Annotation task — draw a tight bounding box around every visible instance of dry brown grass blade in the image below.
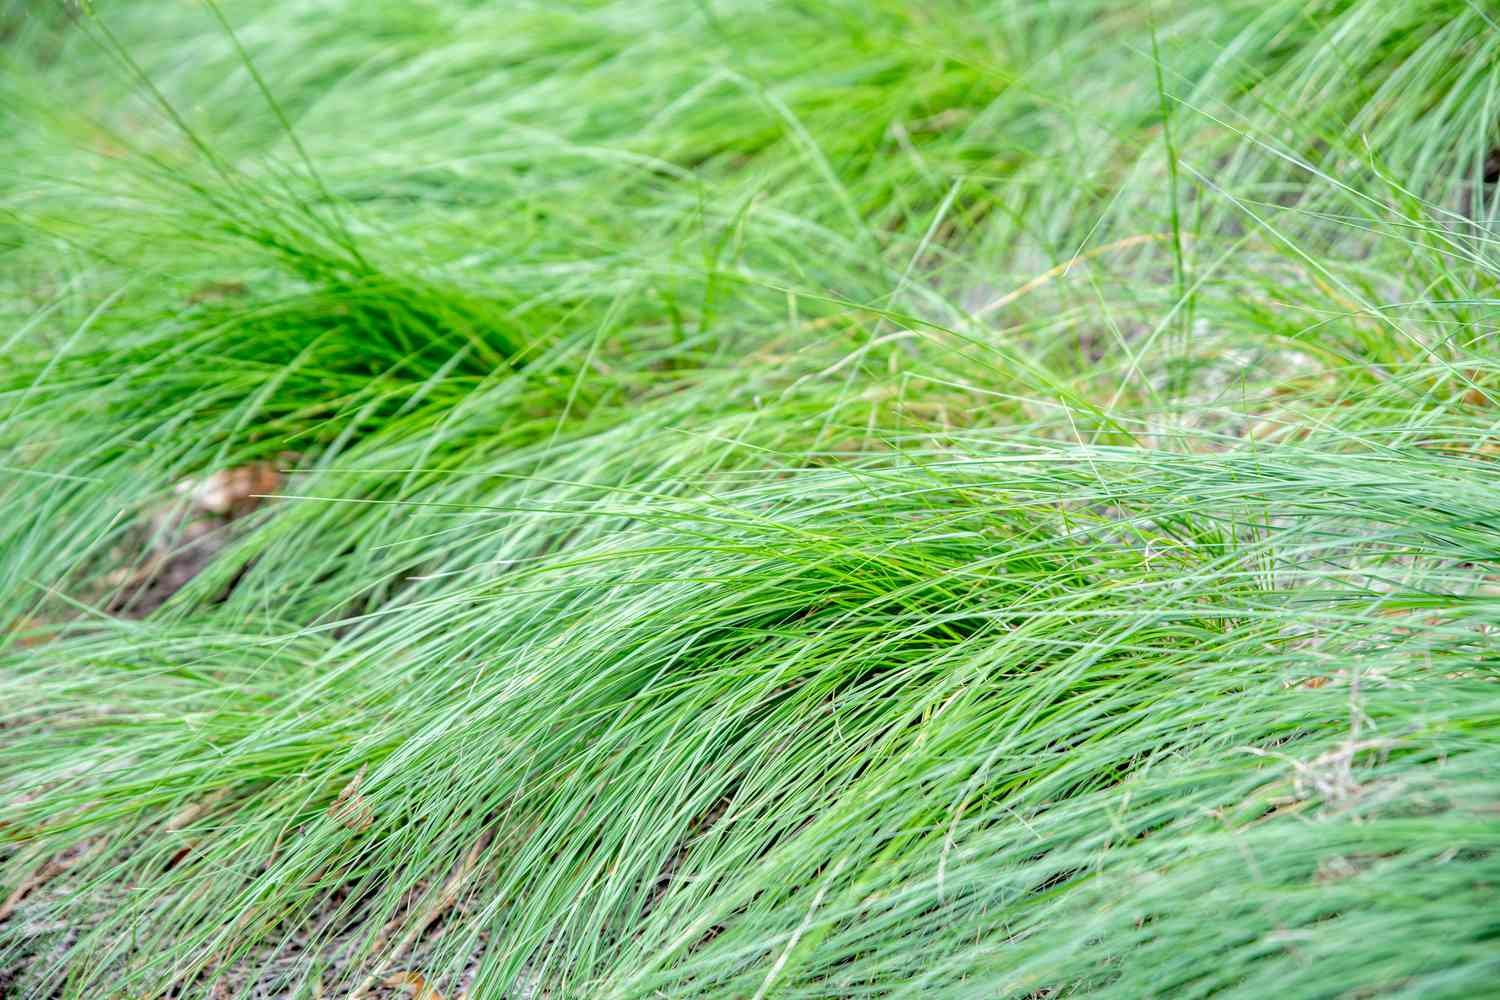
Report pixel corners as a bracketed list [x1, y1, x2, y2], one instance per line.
[161, 787, 235, 870]
[972, 232, 1169, 318]
[347, 830, 492, 1000]
[0, 838, 102, 923]
[166, 787, 233, 832]
[187, 280, 249, 305]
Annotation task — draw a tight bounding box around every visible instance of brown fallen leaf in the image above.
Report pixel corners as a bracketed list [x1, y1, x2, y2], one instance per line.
[8, 616, 54, 649]
[178, 461, 284, 518]
[109, 457, 296, 618]
[1459, 368, 1490, 408]
[382, 972, 445, 1000]
[328, 765, 374, 833]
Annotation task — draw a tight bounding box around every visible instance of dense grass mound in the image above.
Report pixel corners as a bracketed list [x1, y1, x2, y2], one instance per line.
[2, 1, 1498, 997]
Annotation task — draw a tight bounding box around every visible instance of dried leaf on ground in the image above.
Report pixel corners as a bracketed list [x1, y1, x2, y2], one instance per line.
[7, 616, 54, 649]
[382, 971, 445, 1000]
[178, 461, 284, 518]
[349, 832, 492, 1000]
[108, 458, 296, 617]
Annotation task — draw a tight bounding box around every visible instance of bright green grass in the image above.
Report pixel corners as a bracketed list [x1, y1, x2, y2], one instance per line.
[2, 1, 1498, 997]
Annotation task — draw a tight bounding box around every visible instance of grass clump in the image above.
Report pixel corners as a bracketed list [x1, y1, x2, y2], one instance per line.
[2, 1, 1499, 997]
